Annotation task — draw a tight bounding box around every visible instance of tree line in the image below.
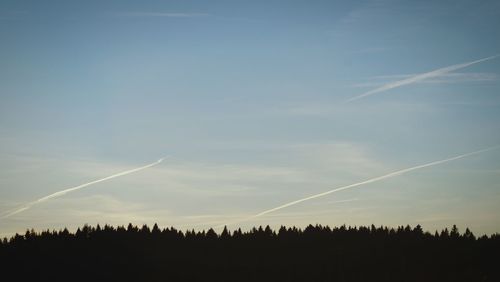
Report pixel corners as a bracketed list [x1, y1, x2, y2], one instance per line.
[1, 223, 499, 281]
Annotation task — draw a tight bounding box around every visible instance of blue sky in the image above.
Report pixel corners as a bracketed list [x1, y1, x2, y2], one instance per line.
[1, 0, 500, 236]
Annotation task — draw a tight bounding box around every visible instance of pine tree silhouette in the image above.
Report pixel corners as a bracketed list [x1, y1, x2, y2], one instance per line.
[0, 223, 499, 282]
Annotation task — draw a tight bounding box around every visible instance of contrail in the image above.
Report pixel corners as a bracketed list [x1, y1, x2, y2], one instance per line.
[346, 55, 499, 102]
[216, 146, 498, 228]
[1, 157, 166, 219]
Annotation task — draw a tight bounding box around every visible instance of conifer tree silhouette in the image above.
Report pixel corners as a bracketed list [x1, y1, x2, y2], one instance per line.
[1, 223, 499, 282]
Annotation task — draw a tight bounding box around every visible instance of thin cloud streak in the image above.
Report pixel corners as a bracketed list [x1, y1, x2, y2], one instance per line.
[312, 198, 359, 205]
[1, 157, 166, 219]
[116, 12, 209, 18]
[217, 146, 499, 228]
[352, 72, 500, 88]
[346, 55, 499, 102]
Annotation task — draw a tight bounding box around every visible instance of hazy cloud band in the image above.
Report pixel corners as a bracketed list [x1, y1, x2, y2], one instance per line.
[217, 146, 498, 228]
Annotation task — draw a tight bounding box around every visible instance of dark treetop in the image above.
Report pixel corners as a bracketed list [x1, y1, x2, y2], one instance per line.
[1, 224, 499, 282]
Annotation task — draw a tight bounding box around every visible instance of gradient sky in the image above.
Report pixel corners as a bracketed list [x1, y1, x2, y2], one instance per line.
[1, 0, 500, 237]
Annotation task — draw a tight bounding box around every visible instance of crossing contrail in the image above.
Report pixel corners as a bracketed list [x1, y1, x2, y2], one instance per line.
[346, 55, 499, 102]
[216, 146, 498, 228]
[1, 157, 166, 219]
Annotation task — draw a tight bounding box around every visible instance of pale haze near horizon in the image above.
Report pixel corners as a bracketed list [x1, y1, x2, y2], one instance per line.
[1, 0, 500, 237]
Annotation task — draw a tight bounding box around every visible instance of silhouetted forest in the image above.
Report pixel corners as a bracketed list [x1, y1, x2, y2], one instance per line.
[1, 224, 499, 281]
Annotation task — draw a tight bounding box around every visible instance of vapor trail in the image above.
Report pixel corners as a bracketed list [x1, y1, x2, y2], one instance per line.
[346, 55, 499, 102]
[216, 146, 498, 228]
[1, 157, 166, 219]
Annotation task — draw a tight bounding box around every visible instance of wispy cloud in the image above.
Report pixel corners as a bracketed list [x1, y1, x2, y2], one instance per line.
[310, 198, 359, 206]
[217, 146, 499, 228]
[346, 55, 499, 102]
[350, 47, 389, 54]
[115, 12, 209, 18]
[0, 158, 165, 219]
[1, 143, 378, 226]
[0, 195, 175, 238]
[353, 72, 500, 88]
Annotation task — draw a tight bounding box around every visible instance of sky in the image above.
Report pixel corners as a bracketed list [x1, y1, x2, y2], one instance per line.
[1, 0, 500, 237]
